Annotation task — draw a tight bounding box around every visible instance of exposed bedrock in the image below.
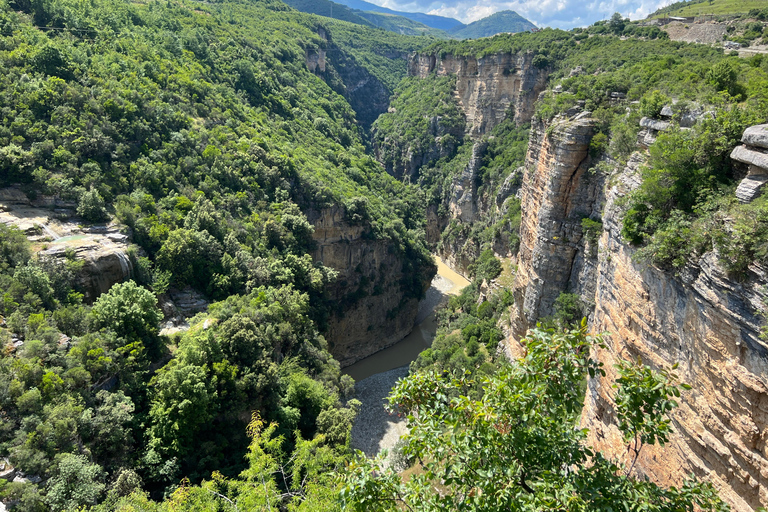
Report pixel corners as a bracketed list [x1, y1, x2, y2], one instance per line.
[583, 155, 768, 511]
[307, 207, 433, 367]
[408, 51, 550, 135]
[510, 112, 601, 337]
[509, 115, 768, 509]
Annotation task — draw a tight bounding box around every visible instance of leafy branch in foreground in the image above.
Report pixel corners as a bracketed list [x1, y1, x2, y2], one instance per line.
[341, 323, 727, 512]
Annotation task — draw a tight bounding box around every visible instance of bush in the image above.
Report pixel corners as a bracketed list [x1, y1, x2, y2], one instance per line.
[639, 90, 669, 119]
[77, 189, 108, 223]
[89, 281, 162, 344]
[472, 249, 502, 281]
[554, 292, 584, 326]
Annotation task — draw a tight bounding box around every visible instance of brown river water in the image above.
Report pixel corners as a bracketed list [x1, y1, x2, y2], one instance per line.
[346, 256, 470, 456]
[343, 257, 470, 382]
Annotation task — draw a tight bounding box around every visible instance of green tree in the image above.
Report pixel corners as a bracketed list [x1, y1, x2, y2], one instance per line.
[0, 224, 30, 271]
[341, 325, 727, 512]
[639, 90, 670, 119]
[156, 228, 223, 290]
[89, 281, 162, 343]
[708, 60, 739, 96]
[77, 188, 109, 223]
[45, 454, 106, 512]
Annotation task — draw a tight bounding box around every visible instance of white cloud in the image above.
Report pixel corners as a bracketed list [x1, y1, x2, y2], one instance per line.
[372, 0, 675, 27]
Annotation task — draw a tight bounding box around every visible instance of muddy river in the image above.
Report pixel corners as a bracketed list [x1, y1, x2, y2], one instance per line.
[344, 257, 470, 381]
[346, 256, 470, 456]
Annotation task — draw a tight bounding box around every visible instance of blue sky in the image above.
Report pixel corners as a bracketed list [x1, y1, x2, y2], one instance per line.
[374, 0, 676, 28]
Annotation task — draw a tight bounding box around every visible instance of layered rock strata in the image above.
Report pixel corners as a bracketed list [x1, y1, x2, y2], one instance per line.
[0, 188, 132, 303]
[583, 156, 768, 511]
[408, 51, 549, 135]
[510, 112, 600, 336]
[509, 114, 768, 510]
[731, 124, 768, 203]
[308, 207, 433, 367]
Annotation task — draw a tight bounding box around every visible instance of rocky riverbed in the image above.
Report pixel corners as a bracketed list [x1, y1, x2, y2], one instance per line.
[348, 257, 469, 458]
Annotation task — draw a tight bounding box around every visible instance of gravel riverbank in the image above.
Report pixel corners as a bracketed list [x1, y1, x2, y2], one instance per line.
[349, 365, 409, 457]
[347, 258, 469, 458]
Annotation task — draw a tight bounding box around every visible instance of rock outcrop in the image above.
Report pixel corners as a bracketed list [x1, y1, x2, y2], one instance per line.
[408, 51, 549, 135]
[0, 189, 132, 303]
[508, 114, 768, 510]
[732, 125, 768, 203]
[40, 233, 132, 303]
[307, 207, 434, 367]
[582, 154, 768, 511]
[510, 112, 600, 336]
[448, 141, 487, 224]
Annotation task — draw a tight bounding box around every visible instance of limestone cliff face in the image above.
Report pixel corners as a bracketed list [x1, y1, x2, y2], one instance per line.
[582, 155, 768, 511]
[307, 207, 433, 367]
[408, 51, 549, 135]
[510, 113, 600, 336]
[308, 28, 399, 130]
[509, 114, 768, 509]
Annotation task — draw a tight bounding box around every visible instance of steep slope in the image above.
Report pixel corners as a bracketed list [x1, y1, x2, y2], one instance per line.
[282, 0, 375, 26]
[449, 11, 536, 39]
[506, 56, 768, 511]
[510, 112, 768, 510]
[330, 0, 464, 31]
[0, 0, 435, 500]
[375, 23, 768, 508]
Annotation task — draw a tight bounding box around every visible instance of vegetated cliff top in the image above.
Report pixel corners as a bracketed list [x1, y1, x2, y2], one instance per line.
[649, 0, 767, 17]
[448, 10, 537, 39]
[328, 0, 463, 31]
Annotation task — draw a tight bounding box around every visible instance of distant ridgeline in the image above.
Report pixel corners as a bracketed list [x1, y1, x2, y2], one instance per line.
[1, 0, 768, 508]
[282, 0, 537, 39]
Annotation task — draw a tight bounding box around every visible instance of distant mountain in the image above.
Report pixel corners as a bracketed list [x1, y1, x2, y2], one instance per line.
[282, 0, 376, 26]
[356, 11, 452, 37]
[331, 0, 464, 31]
[449, 10, 536, 38]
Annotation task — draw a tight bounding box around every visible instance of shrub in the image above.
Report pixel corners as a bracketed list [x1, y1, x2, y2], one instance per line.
[639, 90, 670, 118]
[77, 189, 108, 223]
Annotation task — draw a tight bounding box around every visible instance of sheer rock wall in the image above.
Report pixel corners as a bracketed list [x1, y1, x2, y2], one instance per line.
[308, 207, 433, 367]
[510, 115, 768, 510]
[408, 51, 549, 135]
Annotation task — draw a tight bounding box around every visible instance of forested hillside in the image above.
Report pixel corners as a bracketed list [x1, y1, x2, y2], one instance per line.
[1, 0, 767, 509]
[0, 0, 433, 508]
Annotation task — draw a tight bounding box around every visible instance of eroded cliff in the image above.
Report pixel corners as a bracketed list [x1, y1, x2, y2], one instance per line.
[511, 112, 601, 336]
[509, 111, 768, 510]
[308, 206, 434, 367]
[408, 51, 549, 136]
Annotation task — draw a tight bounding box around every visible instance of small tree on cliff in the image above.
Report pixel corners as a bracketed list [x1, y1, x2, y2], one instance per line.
[341, 323, 727, 512]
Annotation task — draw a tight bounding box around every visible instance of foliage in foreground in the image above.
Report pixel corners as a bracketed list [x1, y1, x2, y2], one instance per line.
[95, 413, 347, 512]
[342, 324, 728, 512]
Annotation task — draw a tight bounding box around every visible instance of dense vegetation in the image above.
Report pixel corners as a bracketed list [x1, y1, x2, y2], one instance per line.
[281, 0, 374, 27]
[448, 10, 536, 39]
[0, 0, 433, 508]
[0, 0, 762, 508]
[372, 75, 465, 176]
[342, 325, 727, 512]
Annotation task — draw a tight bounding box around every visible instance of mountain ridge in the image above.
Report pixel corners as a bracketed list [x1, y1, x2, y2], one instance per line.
[449, 10, 537, 38]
